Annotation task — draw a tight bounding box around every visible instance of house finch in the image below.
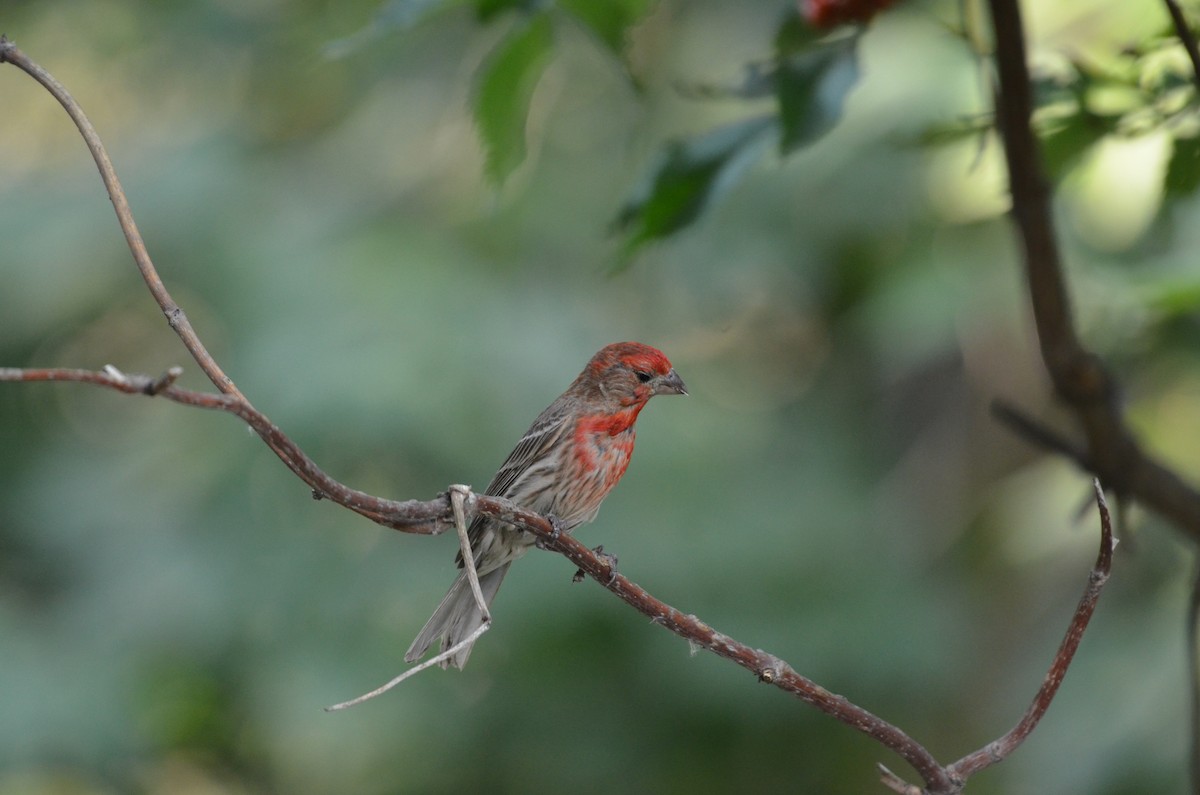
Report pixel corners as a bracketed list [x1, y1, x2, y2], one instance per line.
[405, 341, 687, 669]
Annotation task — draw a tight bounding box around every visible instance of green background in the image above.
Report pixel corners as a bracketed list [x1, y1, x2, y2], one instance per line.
[0, 1, 1196, 792]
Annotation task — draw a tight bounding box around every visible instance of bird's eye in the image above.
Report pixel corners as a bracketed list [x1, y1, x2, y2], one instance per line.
[635, 371, 652, 383]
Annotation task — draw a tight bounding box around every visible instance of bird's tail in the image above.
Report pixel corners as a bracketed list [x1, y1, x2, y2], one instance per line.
[404, 563, 510, 669]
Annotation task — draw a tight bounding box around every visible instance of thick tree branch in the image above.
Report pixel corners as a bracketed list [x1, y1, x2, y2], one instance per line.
[986, 0, 1200, 539]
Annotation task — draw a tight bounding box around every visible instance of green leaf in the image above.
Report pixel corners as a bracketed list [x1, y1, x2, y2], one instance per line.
[1165, 135, 1200, 197]
[1031, 67, 1082, 109]
[473, 0, 542, 22]
[558, 0, 653, 58]
[1148, 279, 1200, 315]
[1037, 111, 1111, 182]
[910, 116, 992, 148]
[775, 33, 860, 155]
[774, 8, 823, 56]
[473, 13, 555, 184]
[613, 115, 776, 258]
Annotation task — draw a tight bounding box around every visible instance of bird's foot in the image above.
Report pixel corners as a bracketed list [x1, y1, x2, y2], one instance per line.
[536, 514, 565, 550]
[573, 544, 619, 585]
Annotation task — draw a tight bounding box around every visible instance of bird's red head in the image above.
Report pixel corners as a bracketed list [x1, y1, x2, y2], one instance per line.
[579, 342, 687, 408]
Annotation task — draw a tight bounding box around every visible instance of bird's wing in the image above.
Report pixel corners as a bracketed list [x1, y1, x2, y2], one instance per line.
[457, 401, 573, 564]
[482, 402, 572, 498]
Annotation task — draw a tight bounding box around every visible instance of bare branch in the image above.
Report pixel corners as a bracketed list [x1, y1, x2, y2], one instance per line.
[14, 354, 1120, 789]
[450, 485, 491, 620]
[986, 0, 1200, 537]
[0, 38, 235, 398]
[0, 366, 453, 534]
[325, 485, 495, 710]
[486, 500, 957, 792]
[946, 480, 1115, 781]
[0, 36, 373, 507]
[0, 28, 1122, 792]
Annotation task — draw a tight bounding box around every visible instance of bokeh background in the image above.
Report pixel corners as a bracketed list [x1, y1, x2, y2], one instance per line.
[1, 0, 1198, 792]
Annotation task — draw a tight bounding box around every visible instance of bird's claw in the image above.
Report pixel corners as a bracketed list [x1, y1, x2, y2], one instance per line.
[573, 544, 619, 585]
[536, 514, 565, 550]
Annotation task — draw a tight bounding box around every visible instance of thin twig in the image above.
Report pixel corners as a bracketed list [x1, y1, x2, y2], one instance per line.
[449, 485, 490, 620]
[0, 325, 1118, 789]
[0, 366, 452, 533]
[324, 621, 492, 712]
[0, 362, 938, 774]
[945, 479, 1115, 781]
[326, 486, 492, 710]
[0, 38, 235, 397]
[0, 37, 351, 501]
[1164, 0, 1200, 93]
[4, 365, 935, 765]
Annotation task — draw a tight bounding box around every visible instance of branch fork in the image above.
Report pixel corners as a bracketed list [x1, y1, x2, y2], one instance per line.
[0, 17, 1142, 790]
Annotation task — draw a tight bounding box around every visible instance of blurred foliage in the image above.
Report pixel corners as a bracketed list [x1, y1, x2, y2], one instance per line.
[472, 11, 554, 183]
[1, 0, 1200, 794]
[345, 0, 1200, 260]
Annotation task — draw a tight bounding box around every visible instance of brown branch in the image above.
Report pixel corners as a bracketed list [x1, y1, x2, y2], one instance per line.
[946, 480, 1114, 781]
[875, 482, 1115, 793]
[506, 483, 1115, 794]
[485, 497, 953, 793]
[1164, 0, 1200, 93]
[0, 35, 344, 500]
[0, 362, 957, 789]
[2, 363, 1118, 793]
[0, 366, 452, 534]
[0, 30, 1121, 793]
[986, 0, 1200, 539]
[326, 485, 494, 711]
[0, 38, 234, 398]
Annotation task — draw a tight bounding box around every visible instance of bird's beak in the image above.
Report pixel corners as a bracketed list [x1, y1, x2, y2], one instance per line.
[656, 369, 688, 396]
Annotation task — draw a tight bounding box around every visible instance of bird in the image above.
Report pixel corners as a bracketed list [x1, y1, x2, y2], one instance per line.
[405, 341, 687, 669]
